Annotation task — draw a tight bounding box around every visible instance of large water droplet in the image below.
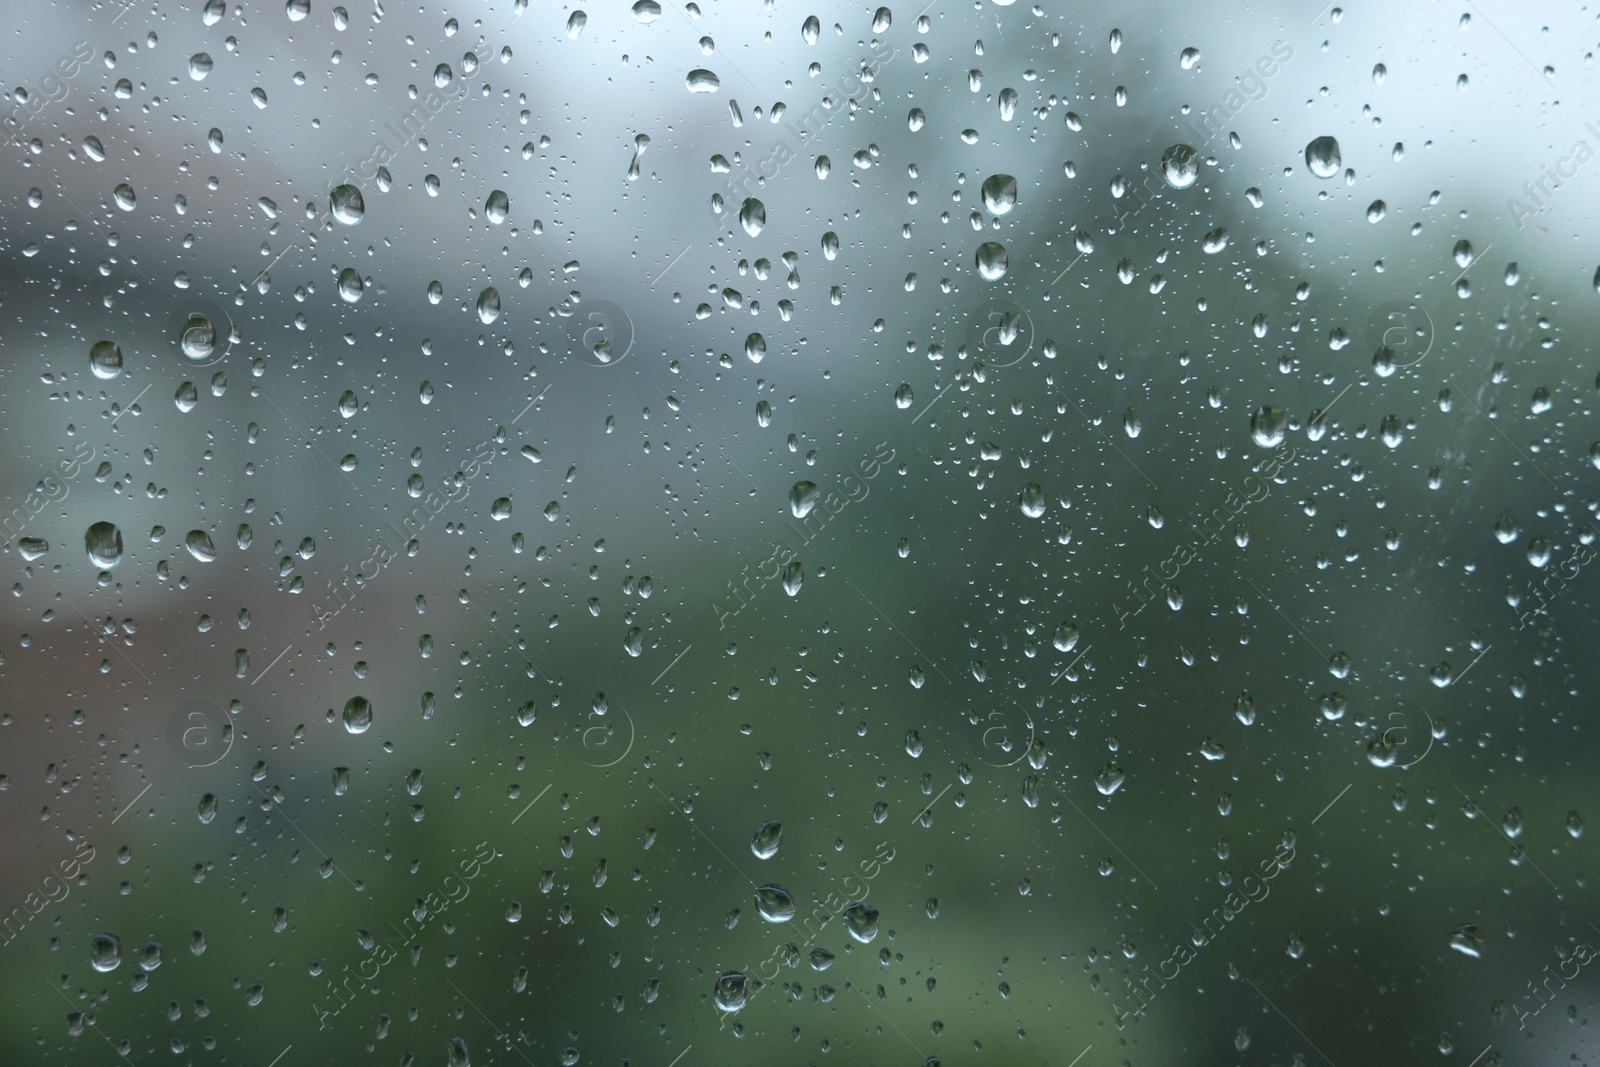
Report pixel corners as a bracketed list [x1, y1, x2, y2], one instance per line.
[90, 933, 122, 972]
[1447, 925, 1484, 958]
[477, 287, 501, 324]
[1096, 764, 1125, 795]
[714, 972, 748, 1012]
[789, 480, 819, 518]
[1304, 136, 1342, 178]
[89, 340, 123, 380]
[1161, 144, 1199, 188]
[180, 314, 217, 362]
[86, 522, 123, 569]
[739, 197, 765, 236]
[486, 189, 509, 224]
[338, 267, 364, 303]
[751, 821, 782, 859]
[980, 173, 1018, 215]
[1018, 483, 1046, 518]
[686, 69, 720, 92]
[975, 241, 1008, 281]
[1250, 405, 1288, 448]
[843, 902, 880, 942]
[343, 695, 373, 734]
[1052, 622, 1079, 652]
[330, 183, 364, 225]
[185, 530, 217, 562]
[755, 885, 797, 922]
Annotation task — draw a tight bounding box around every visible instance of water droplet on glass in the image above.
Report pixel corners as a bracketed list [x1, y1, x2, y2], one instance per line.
[330, 183, 364, 225]
[477, 287, 501, 324]
[686, 68, 720, 92]
[1161, 144, 1199, 189]
[86, 521, 123, 569]
[975, 241, 1008, 280]
[185, 530, 217, 562]
[486, 189, 509, 224]
[755, 884, 796, 922]
[739, 197, 765, 236]
[1447, 925, 1484, 958]
[714, 972, 748, 1012]
[1250, 405, 1288, 447]
[91, 934, 122, 972]
[1018, 483, 1046, 518]
[789, 480, 819, 518]
[337, 267, 364, 303]
[180, 314, 217, 362]
[844, 902, 880, 942]
[752, 821, 782, 859]
[1052, 622, 1078, 652]
[90, 340, 123, 380]
[342, 695, 373, 734]
[1305, 136, 1342, 178]
[980, 173, 1018, 215]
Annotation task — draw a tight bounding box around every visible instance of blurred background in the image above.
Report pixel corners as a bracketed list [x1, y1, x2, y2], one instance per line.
[1, 0, 1599, 1064]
